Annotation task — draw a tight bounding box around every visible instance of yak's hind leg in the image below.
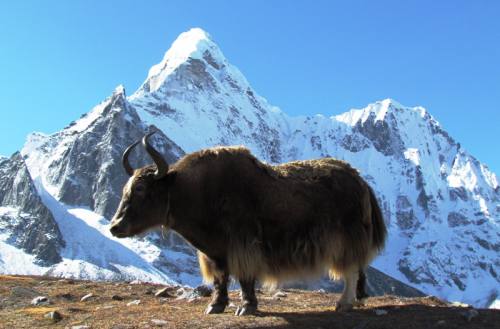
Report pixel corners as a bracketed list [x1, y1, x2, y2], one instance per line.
[235, 278, 258, 316]
[198, 252, 229, 314]
[356, 269, 369, 300]
[335, 269, 359, 312]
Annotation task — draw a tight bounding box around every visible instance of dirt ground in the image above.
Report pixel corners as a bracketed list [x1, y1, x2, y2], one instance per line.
[0, 275, 498, 329]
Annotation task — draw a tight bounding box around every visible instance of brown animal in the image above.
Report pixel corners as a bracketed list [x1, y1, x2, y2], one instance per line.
[110, 132, 387, 315]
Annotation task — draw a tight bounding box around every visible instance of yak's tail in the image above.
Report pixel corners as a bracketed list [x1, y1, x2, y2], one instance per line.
[368, 186, 387, 251]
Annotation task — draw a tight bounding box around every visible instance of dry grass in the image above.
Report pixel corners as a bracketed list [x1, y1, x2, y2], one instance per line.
[18, 306, 59, 315]
[0, 275, 498, 329]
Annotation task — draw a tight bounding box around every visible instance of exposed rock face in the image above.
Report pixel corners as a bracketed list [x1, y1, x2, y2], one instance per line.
[22, 87, 184, 220]
[352, 110, 405, 157]
[0, 153, 64, 265]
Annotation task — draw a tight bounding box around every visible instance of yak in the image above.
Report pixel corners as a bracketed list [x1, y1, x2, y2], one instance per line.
[110, 131, 387, 316]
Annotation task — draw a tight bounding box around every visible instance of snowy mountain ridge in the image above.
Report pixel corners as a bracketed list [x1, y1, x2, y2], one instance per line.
[1, 28, 498, 308]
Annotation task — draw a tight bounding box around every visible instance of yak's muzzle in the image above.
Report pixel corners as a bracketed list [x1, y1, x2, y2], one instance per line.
[109, 218, 131, 238]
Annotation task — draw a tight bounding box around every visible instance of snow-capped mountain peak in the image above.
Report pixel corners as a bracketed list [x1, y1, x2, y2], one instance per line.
[113, 84, 126, 97]
[138, 27, 227, 94]
[335, 98, 429, 127]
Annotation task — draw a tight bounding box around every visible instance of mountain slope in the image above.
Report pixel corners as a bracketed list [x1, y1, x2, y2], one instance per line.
[0, 28, 497, 308]
[0, 153, 64, 267]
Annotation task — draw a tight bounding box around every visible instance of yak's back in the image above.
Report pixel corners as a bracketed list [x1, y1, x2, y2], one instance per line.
[173, 145, 258, 171]
[175, 146, 361, 185]
[269, 158, 360, 182]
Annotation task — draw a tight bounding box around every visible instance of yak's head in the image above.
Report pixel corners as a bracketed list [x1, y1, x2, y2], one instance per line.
[110, 132, 174, 238]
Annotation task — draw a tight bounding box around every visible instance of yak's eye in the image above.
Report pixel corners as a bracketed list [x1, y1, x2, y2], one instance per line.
[135, 184, 146, 194]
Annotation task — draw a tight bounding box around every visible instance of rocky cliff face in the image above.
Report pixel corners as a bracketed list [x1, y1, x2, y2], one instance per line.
[22, 86, 184, 221]
[1, 28, 498, 307]
[330, 102, 499, 307]
[0, 153, 64, 265]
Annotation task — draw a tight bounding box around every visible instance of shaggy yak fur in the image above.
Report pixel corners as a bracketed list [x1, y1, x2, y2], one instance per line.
[110, 134, 387, 316]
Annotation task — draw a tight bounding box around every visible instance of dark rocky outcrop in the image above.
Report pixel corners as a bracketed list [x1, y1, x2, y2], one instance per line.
[42, 89, 184, 220]
[0, 153, 64, 265]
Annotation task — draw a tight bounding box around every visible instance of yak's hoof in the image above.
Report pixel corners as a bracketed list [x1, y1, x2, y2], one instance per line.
[335, 302, 353, 312]
[205, 303, 226, 314]
[235, 303, 257, 316]
[353, 299, 365, 307]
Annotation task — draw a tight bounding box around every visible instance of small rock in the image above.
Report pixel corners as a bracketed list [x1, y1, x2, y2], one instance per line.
[194, 285, 212, 297]
[44, 310, 62, 322]
[316, 289, 326, 293]
[72, 326, 90, 329]
[176, 287, 185, 296]
[11, 286, 41, 298]
[176, 289, 199, 301]
[111, 295, 124, 301]
[80, 293, 94, 302]
[145, 288, 154, 295]
[127, 299, 141, 306]
[436, 320, 446, 327]
[31, 296, 50, 306]
[462, 309, 479, 322]
[374, 309, 388, 316]
[154, 287, 174, 298]
[151, 319, 168, 327]
[273, 291, 287, 299]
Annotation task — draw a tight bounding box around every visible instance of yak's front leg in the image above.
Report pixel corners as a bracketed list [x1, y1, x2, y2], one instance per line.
[235, 278, 258, 316]
[199, 252, 229, 314]
[205, 270, 229, 314]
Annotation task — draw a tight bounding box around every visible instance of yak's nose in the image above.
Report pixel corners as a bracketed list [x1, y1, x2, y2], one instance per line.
[110, 219, 127, 237]
[109, 223, 121, 236]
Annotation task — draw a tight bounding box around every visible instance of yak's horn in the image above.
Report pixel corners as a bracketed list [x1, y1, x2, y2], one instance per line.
[142, 131, 169, 179]
[122, 140, 140, 176]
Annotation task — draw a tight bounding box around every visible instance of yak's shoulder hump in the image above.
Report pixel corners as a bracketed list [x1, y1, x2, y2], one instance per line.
[269, 158, 359, 180]
[173, 145, 261, 169]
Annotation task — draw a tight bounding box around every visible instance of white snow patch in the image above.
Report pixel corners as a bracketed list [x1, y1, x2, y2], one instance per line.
[490, 299, 500, 309]
[404, 148, 420, 166]
[0, 207, 48, 275]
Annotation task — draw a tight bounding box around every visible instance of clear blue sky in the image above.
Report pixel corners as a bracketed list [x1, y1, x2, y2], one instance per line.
[1, 1, 499, 174]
